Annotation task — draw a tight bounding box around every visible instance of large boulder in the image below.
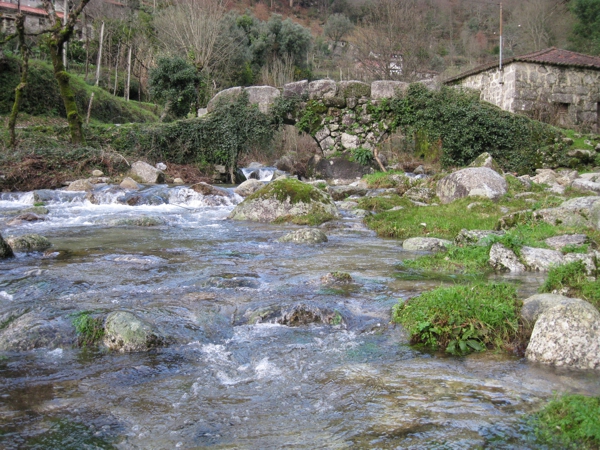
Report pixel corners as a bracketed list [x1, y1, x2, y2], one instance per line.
[571, 178, 600, 194]
[544, 234, 588, 250]
[0, 233, 14, 258]
[526, 300, 600, 370]
[468, 152, 502, 173]
[206, 86, 243, 112]
[521, 293, 585, 323]
[103, 311, 167, 353]
[283, 80, 308, 98]
[130, 161, 165, 184]
[402, 237, 451, 252]
[308, 79, 337, 100]
[520, 246, 564, 271]
[244, 86, 281, 113]
[6, 234, 51, 252]
[370, 80, 409, 99]
[229, 178, 340, 224]
[277, 228, 328, 244]
[435, 167, 507, 204]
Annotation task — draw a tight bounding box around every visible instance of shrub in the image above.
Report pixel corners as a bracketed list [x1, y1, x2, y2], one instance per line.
[529, 394, 600, 449]
[393, 283, 522, 355]
[72, 312, 105, 348]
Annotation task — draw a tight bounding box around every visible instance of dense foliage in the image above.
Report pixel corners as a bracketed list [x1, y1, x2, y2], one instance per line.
[530, 394, 600, 449]
[389, 84, 559, 173]
[393, 283, 522, 355]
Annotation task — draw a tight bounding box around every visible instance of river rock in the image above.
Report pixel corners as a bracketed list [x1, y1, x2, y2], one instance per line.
[520, 247, 564, 271]
[544, 234, 588, 250]
[526, 301, 600, 370]
[521, 293, 585, 323]
[120, 177, 141, 190]
[66, 179, 94, 191]
[436, 167, 507, 204]
[535, 196, 600, 228]
[489, 243, 525, 272]
[468, 152, 502, 173]
[0, 312, 74, 351]
[130, 161, 165, 184]
[278, 228, 328, 244]
[190, 182, 229, 197]
[454, 229, 504, 246]
[321, 271, 353, 284]
[402, 237, 451, 252]
[6, 213, 46, 226]
[278, 303, 341, 326]
[235, 179, 264, 197]
[571, 178, 600, 194]
[229, 178, 340, 224]
[6, 234, 51, 252]
[403, 187, 434, 203]
[103, 311, 167, 353]
[327, 185, 368, 201]
[0, 233, 14, 258]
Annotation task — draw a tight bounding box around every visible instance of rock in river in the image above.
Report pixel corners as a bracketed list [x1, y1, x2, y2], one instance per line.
[278, 228, 328, 244]
[103, 311, 167, 352]
[6, 234, 51, 252]
[0, 233, 14, 258]
[229, 178, 340, 225]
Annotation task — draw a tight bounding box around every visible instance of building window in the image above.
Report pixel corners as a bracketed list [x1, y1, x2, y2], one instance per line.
[39, 18, 45, 26]
[556, 102, 569, 116]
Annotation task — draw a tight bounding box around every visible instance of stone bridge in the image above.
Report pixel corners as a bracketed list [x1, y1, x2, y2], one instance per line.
[202, 79, 429, 157]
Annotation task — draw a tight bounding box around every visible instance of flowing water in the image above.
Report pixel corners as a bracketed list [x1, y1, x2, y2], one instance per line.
[0, 184, 599, 449]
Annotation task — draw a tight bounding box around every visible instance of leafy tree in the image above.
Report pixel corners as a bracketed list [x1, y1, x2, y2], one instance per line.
[323, 13, 354, 51]
[570, 0, 600, 54]
[149, 56, 202, 120]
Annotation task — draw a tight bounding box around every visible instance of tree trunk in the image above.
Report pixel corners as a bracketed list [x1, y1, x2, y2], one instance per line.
[8, 13, 28, 149]
[113, 42, 121, 96]
[125, 46, 132, 101]
[95, 22, 105, 86]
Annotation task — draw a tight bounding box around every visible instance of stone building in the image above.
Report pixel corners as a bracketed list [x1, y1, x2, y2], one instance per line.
[0, 1, 62, 34]
[444, 48, 600, 131]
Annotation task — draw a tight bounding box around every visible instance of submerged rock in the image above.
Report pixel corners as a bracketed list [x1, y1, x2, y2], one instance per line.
[190, 182, 230, 197]
[108, 216, 166, 227]
[278, 228, 328, 244]
[402, 237, 451, 252]
[103, 311, 167, 353]
[0, 311, 74, 351]
[278, 303, 342, 327]
[0, 233, 14, 258]
[321, 271, 353, 284]
[6, 213, 46, 226]
[229, 178, 340, 224]
[436, 167, 507, 204]
[6, 234, 51, 252]
[526, 300, 600, 370]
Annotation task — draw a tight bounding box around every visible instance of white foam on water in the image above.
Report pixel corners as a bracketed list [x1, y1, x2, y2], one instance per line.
[254, 357, 282, 379]
[0, 291, 14, 301]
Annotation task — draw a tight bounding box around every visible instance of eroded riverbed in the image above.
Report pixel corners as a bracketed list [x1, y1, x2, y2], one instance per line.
[1, 185, 599, 449]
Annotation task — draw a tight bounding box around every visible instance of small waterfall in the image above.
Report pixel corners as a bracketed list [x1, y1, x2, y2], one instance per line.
[240, 167, 278, 182]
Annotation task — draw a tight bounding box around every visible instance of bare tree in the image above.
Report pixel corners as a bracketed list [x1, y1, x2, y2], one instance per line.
[154, 0, 239, 89]
[353, 0, 432, 81]
[41, 0, 92, 145]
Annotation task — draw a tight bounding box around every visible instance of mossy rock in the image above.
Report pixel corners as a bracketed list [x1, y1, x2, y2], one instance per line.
[0, 233, 14, 258]
[103, 311, 167, 353]
[338, 81, 371, 98]
[229, 178, 340, 225]
[6, 234, 51, 252]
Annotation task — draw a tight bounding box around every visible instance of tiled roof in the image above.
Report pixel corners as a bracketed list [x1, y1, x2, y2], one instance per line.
[444, 47, 600, 84]
[0, 1, 64, 18]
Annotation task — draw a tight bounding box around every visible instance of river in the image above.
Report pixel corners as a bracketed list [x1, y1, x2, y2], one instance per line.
[1, 184, 599, 449]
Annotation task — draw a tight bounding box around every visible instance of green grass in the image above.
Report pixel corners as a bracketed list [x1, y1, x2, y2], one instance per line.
[539, 261, 600, 311]
[357, 195, 412, 212]
[563, 129, 596, 151]
[362, 170, 410, 189]
[393, 283, 522, 355]
[529, 394, 600, 449]
[71, 312, 105, 348]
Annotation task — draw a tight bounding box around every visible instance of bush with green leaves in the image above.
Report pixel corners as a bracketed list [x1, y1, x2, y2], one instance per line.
[388, 84, 559, 174]
[350, 147, 374, 166]
[149, 56, 203, 119]
[393, 283, 522, 355]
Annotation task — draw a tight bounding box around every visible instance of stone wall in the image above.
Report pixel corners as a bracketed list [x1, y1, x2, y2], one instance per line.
[204, 79, 423, 156]
[455, 62, 600, 130]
